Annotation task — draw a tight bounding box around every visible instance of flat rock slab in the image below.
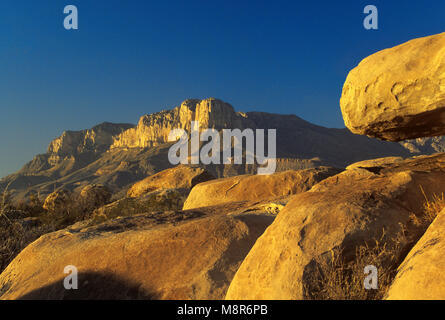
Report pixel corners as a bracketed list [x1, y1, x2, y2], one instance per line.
[183, 167, 342, 210]
[346, 156, 404, 170]
[340, 32, 445, 141]
[0, 205, 274, 300]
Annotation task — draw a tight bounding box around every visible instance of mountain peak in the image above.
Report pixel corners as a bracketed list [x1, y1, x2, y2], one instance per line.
[111, 98, 249, 149]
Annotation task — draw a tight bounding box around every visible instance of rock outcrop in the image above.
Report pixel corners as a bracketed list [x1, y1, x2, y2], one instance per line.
[127, 165, 214, 198]
[0, 207, 274, 300]
[386, 209, 445, 300]
[183, 167, 342, 210]
[42, 189, 73, 212]
[225, 153, 445, 299]
[340, 32, 445, 141]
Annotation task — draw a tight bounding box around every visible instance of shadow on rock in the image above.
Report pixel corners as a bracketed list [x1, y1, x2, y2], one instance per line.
[17, 271, 157, 300]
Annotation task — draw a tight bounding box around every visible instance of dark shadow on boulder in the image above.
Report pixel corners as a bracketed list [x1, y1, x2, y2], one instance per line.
[358, 166, 384, 174]
[17, 272, 157, 300]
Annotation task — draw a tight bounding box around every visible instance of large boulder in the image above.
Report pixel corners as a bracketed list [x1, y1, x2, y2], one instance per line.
[42, 189, 73, 212]
[386, 209, 445, 300]
[225, 153, 445, 300]
[340, 32, 445, 141]
[183, 167, 342, 210]
[127, 165, 215, 198]
[0, 205, 274, 300]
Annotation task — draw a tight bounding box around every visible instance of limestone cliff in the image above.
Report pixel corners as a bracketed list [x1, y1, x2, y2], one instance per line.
[48, 122, 134, 157]
[110, 98, 252, 149]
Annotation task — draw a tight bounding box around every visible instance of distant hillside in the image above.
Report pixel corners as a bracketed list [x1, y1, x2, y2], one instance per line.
[1, 98, 443, 202]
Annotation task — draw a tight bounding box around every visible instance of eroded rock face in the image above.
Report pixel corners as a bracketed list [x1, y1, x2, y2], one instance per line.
[111, 98, 252, 149]
[386, 209, 445, 300]
[127, 165, 215, 198]
[225, 153, 445, 300]
[340, 32, 445, 141]
[183, 167, 342, 210]
[0, 207, 274, 300]
[42, 189, 73, 212]
[48, 122, 134, 157]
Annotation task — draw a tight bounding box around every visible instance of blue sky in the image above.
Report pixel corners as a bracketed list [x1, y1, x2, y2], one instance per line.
[0, 0, 444, 178]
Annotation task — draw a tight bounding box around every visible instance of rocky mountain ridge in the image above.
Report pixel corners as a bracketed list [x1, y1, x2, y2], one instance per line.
[44, 98, 445, 158]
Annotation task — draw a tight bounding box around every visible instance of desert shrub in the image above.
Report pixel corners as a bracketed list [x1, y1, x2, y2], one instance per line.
[0, 188, 51, 273]
[0, 182, 13, 223]
[0, 220, 56, 273]
[420, 186, 445, 225]
[0, 189, 96, 274]
[38, 187, 112, 228]
[15, 192, 45, 217]
[304, 188, 445, 301]
[303, 229, 409, 300]
[38, 199, 89, 230]
[78, 184, 112, 212]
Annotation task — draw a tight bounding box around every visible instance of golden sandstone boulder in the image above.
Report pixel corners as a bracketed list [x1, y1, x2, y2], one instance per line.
[183, 167, 342, 210]
[340, 32, 445, 141]
[226, 154, 445, 299]
[0, 206, 274, 300]
[386, 209, 445, 300]
[127, 165, 214, 198]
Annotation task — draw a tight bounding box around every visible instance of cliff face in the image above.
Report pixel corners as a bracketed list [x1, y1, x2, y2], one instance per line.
[48, 122, 134, 157]
[15, 122, 135, 180]
[110, 98, 252, 149]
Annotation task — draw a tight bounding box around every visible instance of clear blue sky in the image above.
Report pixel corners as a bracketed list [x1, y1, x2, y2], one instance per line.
[0, 0, 444, 178]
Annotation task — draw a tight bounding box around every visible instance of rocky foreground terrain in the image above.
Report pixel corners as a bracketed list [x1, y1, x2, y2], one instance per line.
[1, 32, 445, 300]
